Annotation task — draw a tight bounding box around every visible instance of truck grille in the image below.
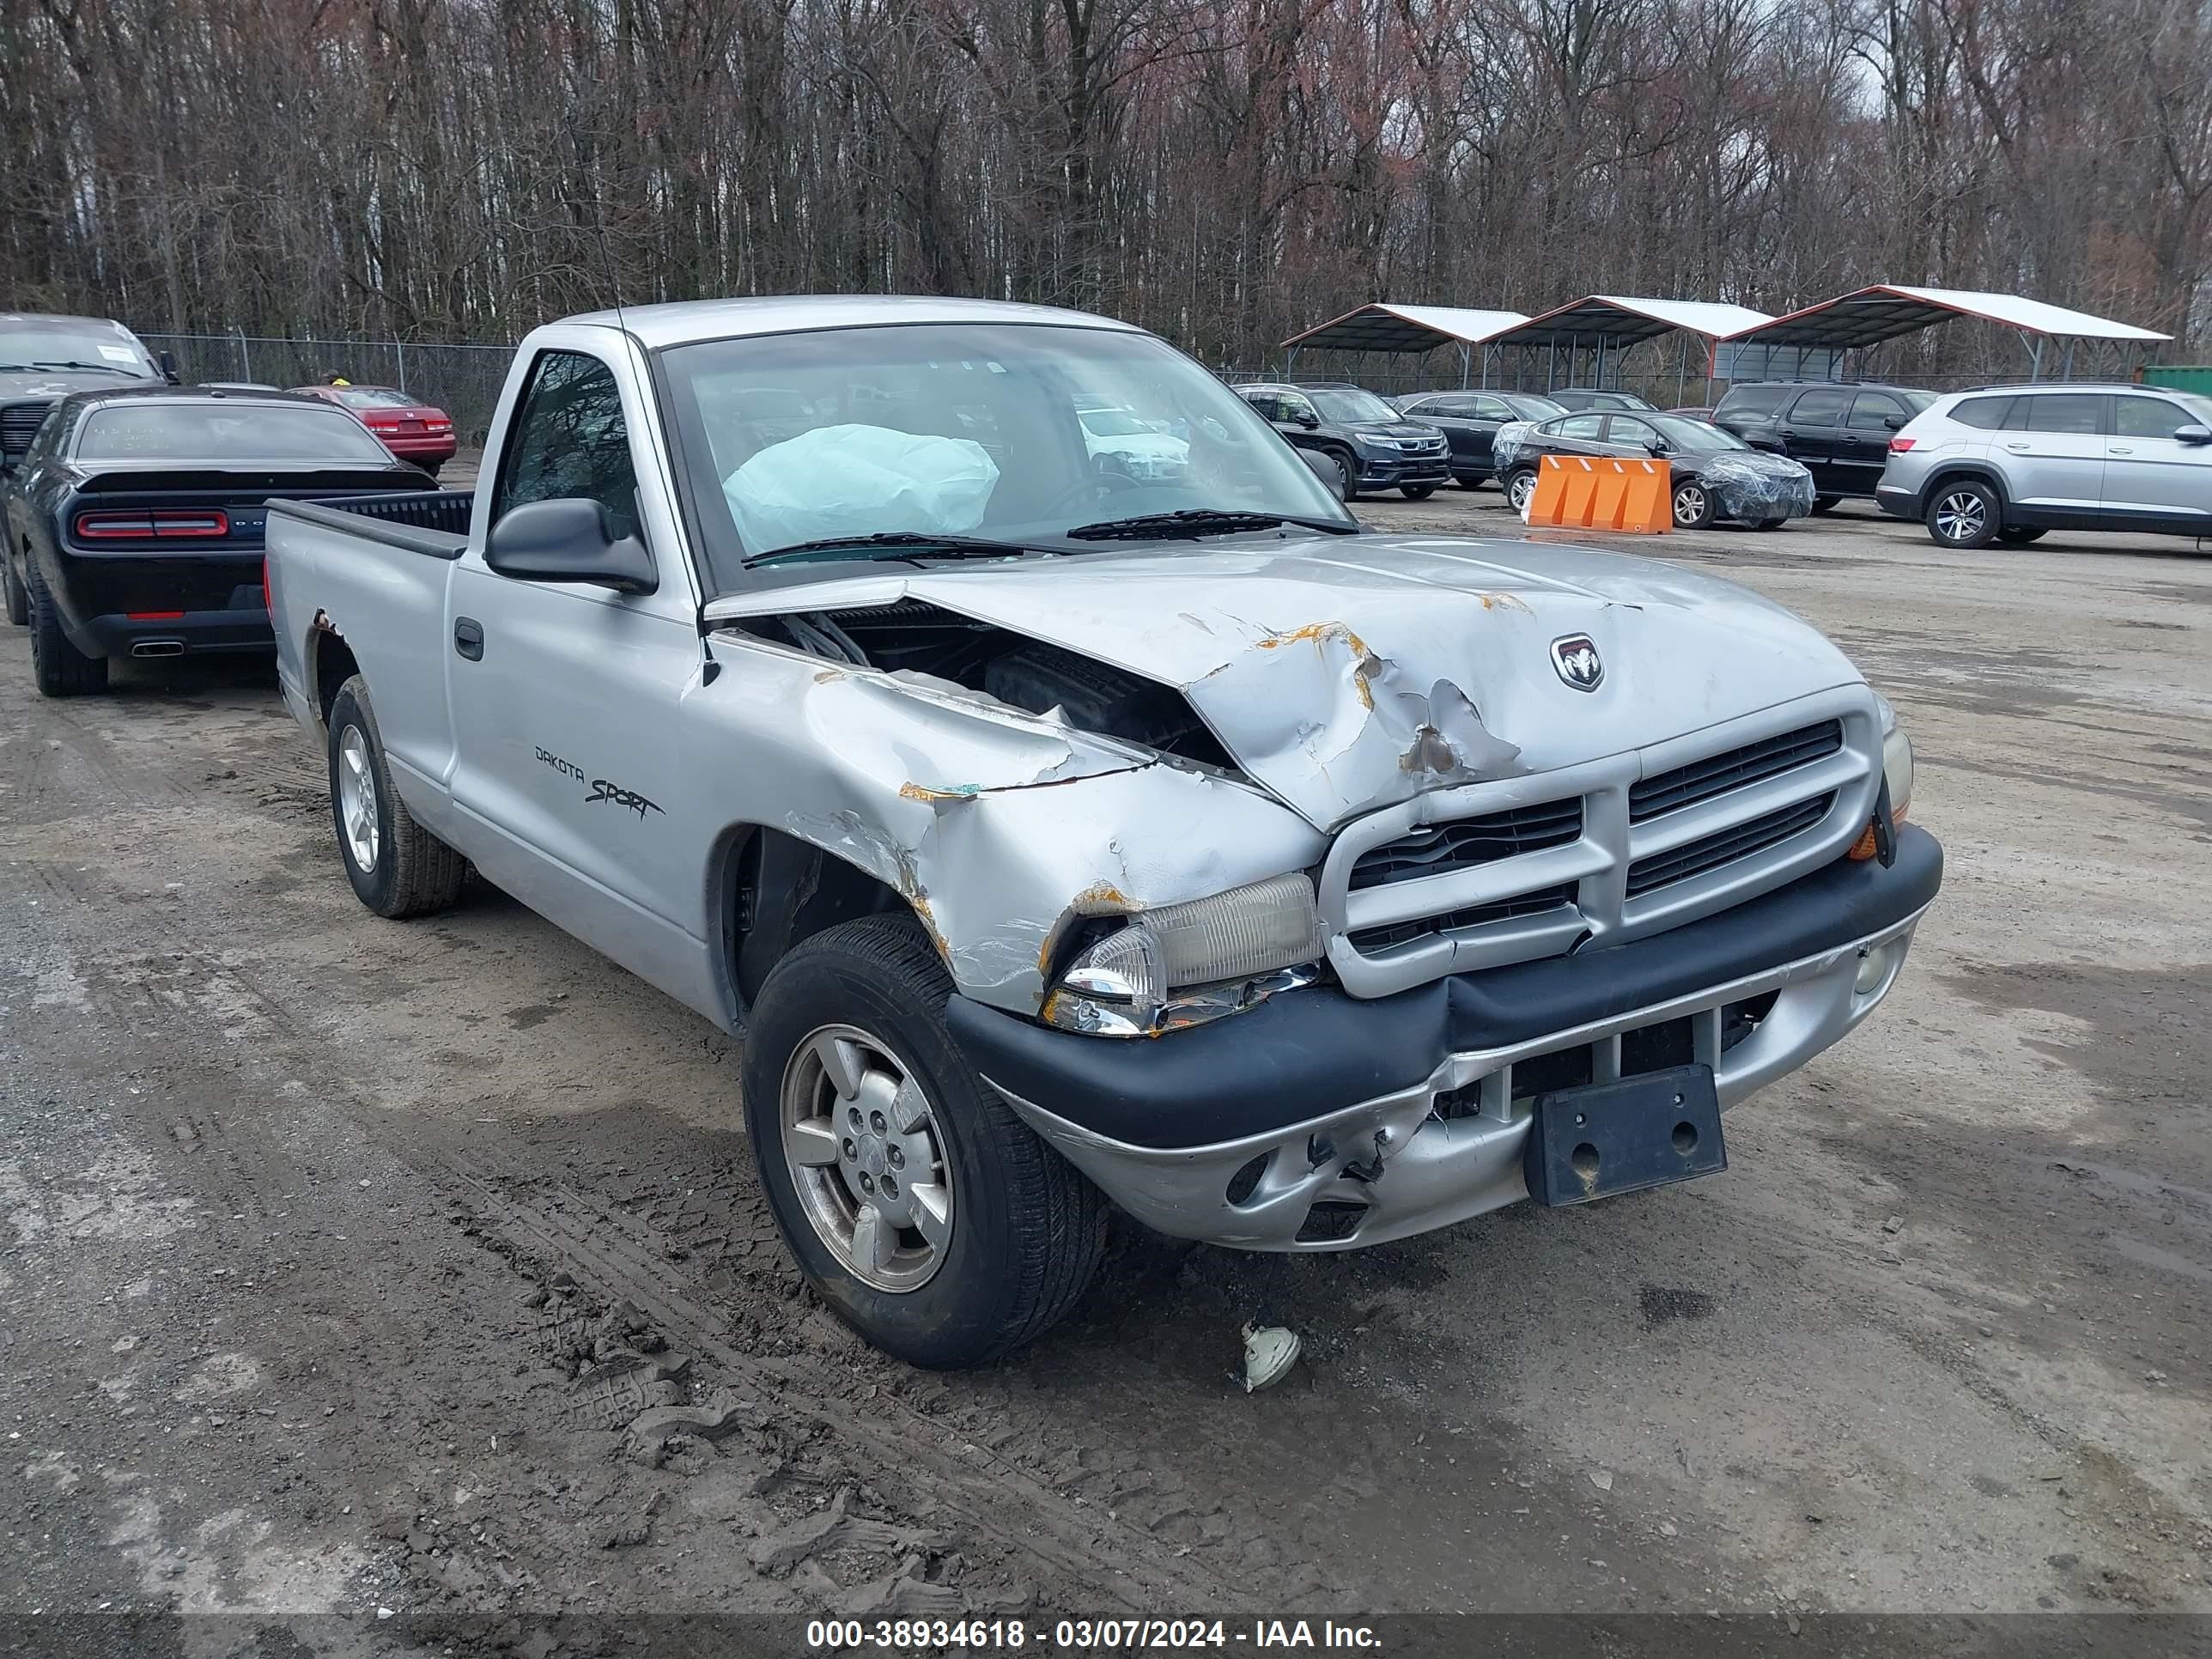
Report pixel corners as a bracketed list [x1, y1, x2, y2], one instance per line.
[1317, 694, 1879, 998]
[1630, 720, 1843, 820]
[1350, 800, 1583, 890]
[1624, 794, 1832, 898]
[1347, 883, 1578, 953]
[1, 400, 52, 459]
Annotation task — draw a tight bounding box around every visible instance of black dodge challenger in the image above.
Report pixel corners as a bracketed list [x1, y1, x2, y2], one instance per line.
[3, 386, 434, 696]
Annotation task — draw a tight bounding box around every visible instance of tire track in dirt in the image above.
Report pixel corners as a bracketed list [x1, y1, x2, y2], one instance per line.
[436, 1152, 1338, 1613]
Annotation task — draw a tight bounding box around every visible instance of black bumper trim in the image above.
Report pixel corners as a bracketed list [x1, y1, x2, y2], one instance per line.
[945, 825, 1942, 1152]
[74, 608, 275, 658]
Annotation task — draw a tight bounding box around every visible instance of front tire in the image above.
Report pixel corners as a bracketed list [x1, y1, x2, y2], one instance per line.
[326, 675, 469, 918]
[1400, 483, 1436, 501]
[1671, 477, 1718, 529]
[1811, 495, 1842, 514]
[1326, 446, 1360, 501]
[1926, 479, 2000, 549]
[27, 562, 107, 697]
[1505, 467, 1539, 514]
[742, 915, 1107, 1368]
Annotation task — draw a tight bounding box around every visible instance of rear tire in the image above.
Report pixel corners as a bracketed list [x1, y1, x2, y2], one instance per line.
[3, 553, 27, 626]
[327, 674, 469, 918]
[742, 915, 1108, 1368]
[1671, 477, 1718, 529]
[1925, 479, 2000, 549]
[27, 562, 107, 697]
[1455, 474, 1485, 491]
[1400, 483, 1436, 501]
[1811, 495, 1842, 514]
[418, 459, 444, 480]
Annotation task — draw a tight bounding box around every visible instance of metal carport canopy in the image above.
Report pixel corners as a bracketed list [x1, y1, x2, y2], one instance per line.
[1481, 295, 1776, 349]
[1279, 301, 1531, 353]
[1729, 284, 2172, 349]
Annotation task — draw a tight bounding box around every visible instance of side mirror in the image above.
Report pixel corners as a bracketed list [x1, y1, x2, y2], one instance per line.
[1293, 410, 1319, 429]
[2175, 423, 2212, 447]
[158, 350, 179, 385]
[1883, 414, 1906, 430]
[1645, 441, 1668, 458]
[485, 498, 657, 594]
[1298, 446, 1347, 500]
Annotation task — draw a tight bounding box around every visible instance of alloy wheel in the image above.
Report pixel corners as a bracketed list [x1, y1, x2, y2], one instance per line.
[1934, 490, 1986, 544]
[337, 725, 381, 872]
[781, 1024, 953, 1292]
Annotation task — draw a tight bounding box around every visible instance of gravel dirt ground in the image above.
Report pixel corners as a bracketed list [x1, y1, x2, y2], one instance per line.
[3, 483, 2209, 1650]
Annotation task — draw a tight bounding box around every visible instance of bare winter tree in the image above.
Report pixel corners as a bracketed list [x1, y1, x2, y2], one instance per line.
[0, 0, 2203, 370]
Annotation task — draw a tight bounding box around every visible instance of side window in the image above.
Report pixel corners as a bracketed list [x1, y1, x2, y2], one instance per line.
[1607, 416, 1659, 447]
[1471, 398, 1513, 422]
[1788, 386, 1852, 426]
[492, 349, 641, 538]
[1279, 394, 1317, 425]
[1554, 413, 1606, 440]
[2008, 394, 2104, 435]
[2113, 396, 2188, 440]
[1241, 392, 1281, 421]
[1848, 392, 1909, 431]
[1950, 397, 2014, 430]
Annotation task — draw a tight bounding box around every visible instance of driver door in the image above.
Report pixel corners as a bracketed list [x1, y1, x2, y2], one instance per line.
[445, 344, 704, 951]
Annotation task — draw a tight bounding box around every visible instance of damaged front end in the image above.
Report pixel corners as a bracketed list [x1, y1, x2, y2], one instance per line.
[1703, 453, 1817, 521]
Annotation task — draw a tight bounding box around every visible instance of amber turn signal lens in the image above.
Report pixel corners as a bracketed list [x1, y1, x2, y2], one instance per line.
[1847, 798, 1909, 860]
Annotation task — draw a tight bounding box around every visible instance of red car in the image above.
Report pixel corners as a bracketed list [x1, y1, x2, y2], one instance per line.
[292, 384, 457, 476]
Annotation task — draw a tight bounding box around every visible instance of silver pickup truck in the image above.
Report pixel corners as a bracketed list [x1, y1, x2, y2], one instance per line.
[265, 296, 1942, 1367]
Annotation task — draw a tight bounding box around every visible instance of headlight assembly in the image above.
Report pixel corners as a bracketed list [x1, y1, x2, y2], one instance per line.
[1042, 872, 1323, 1038]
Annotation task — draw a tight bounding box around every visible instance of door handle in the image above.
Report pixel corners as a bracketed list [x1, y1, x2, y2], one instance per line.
[453, 617, 483, 661]
[2108, 446, 2133, 454]
[2004, 441, 2030, 451]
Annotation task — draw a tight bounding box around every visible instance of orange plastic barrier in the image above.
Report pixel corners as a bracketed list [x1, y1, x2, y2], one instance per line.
[1527, 454, 1671, 534]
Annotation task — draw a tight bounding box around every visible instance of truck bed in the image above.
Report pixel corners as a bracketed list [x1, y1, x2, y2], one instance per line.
[270, 489, 475, 558]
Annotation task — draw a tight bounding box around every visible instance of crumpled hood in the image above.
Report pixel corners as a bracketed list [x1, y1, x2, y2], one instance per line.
[707, 533, 1866, 830]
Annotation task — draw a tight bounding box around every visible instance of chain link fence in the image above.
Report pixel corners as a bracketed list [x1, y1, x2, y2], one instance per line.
[138, 334, 518, 444]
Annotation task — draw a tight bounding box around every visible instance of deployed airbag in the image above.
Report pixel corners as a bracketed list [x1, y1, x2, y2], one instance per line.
[724, 423, 1000, 550]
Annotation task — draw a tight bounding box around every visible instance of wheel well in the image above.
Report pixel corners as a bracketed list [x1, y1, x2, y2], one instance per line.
[1919, 465, 2008, 510]
[311, 630, 360, 727]
[717, 826, 909, 1012]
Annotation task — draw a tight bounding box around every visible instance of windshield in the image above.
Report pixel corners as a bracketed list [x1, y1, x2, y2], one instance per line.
[1306, 388, 1401, 424]
[1650, 415, 1747, 452]
[660, 323, 1351, 584]
[2179, 392, 2212, 426]
[1503, 394, 1565, 420]
[76, 403, 394, 462]
[0, 319, 161, 379]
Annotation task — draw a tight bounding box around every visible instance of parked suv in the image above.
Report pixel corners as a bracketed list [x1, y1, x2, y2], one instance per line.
[1714, 382, 1936, 511]
[1237, 382, 1452, 499]
[1390, 390, 1565, 487]
[1878, 385, 2212, 548]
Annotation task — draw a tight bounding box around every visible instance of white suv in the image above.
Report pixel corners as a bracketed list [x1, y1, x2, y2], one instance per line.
[1876, 384, 2212, 548]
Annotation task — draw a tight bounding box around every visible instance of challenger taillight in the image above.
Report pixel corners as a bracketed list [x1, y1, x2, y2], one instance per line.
[262, 557, 272, 615]
[1887, 436, 1916, 453]
[73, 508, 230, 540]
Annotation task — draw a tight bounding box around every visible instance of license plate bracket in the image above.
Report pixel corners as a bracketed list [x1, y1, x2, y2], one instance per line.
[1522, 1064, 1725, 1207]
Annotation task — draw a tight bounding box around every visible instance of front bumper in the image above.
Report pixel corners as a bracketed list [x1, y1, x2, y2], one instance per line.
[948, 826, 1941, 1251]
[1352, 451, 1452, 487]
